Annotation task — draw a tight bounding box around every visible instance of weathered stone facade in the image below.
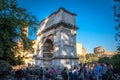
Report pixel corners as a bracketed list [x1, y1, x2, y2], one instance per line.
[94, 46, 105, 54]
[35, 8, 78, 68]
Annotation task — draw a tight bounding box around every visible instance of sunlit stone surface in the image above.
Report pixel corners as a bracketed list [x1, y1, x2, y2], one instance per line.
[35, 8, 78, 68]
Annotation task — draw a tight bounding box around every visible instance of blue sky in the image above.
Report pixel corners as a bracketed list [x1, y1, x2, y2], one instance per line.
[18, 0, 117, 53]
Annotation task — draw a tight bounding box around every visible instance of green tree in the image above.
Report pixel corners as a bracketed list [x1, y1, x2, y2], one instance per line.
[110, 54, 120, 74]
[114, 0, 120, 51]
[85, 54, 99, 63]
[77, 55, 86, 64]
[98, 57, 110, 64]
[0, 0, 38, 65]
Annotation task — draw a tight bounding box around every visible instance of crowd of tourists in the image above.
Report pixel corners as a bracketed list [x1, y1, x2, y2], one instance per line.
[11, 63, 120, 80]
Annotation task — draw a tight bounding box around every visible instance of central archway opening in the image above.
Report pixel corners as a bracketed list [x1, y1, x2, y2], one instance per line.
[43, 39, 53, 58]
[42, 39, 54, 66]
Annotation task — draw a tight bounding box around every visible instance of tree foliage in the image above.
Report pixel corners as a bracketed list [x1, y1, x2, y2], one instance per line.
[110, 54, 120, 74]
[85, 54, 99, 63]
[114, 0, 120, 51]
[0, 0, 38, 65]
[98, 54, 120, 74]
[77, 55, 86, 64]
[98, 57, 110, 64]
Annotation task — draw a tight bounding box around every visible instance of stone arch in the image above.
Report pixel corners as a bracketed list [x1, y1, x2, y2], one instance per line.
[42, 39, 54, 59]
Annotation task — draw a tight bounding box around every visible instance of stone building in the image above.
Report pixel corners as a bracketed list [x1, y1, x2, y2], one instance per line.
[82, 47, 86, 57]
[94, 46, 105, 54]
[35, 8, 78, 68]
[76, 43, 86, 57]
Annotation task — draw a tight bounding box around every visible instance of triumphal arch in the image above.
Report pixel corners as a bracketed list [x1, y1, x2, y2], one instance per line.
[35, 8, 78, 68]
